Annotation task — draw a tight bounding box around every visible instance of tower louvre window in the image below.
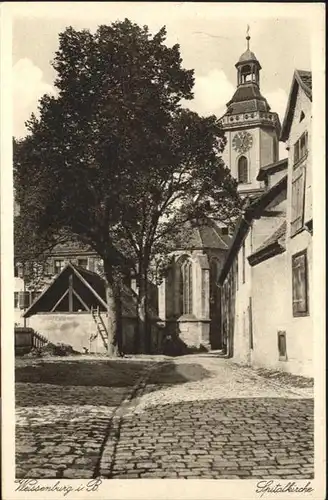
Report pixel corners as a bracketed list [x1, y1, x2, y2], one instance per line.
[238, 156, 249, 184]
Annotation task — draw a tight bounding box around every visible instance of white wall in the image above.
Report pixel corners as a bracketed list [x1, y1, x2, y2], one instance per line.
[25, 313, 107, 353]
[251, 253, 289, 370]
[232, 230, 252, 364]
[284, 84, 313, 376]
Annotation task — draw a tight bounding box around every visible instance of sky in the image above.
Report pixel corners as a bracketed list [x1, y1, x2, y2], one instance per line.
[11, 2, 313, 158]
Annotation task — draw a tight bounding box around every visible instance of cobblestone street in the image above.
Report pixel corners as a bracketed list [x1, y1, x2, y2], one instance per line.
[16, 355, 314, 480]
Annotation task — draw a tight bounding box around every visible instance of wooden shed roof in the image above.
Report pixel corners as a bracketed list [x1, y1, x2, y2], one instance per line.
[23, 263, 154, 319]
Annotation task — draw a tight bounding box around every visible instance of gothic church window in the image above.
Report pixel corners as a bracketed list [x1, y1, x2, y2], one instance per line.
[238, 156, 249, 184]
[178, 257, 193, 315]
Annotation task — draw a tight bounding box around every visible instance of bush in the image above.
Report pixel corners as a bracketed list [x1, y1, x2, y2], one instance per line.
[162, 335, 209, 357]
[25, 342, 80, 357]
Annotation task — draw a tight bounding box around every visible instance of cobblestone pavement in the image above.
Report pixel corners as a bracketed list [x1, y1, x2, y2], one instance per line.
[16, 356, 314, 479]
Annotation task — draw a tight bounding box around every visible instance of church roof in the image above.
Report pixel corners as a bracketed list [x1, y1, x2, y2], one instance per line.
[226, 84, 271, 114]
[280, 69, 312, 142]
[175, 220, 231, 251]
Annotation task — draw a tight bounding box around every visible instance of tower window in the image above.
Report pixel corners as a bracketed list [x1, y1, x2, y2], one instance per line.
[238, 156, 249, 184]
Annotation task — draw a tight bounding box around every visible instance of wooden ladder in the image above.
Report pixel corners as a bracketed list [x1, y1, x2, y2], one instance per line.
[91, 306, 108, 350]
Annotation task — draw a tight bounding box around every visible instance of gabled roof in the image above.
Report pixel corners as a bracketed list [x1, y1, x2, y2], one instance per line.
[256, 158, 288, 182]
[280, 69, 312, 142]
[248, 221, 286, 267]
[23, 262, 106, 317]
[297, 70, 312, 98]
[218, 174, 287, 285]
[175, 219, 231, 251]
[23, 262, 157, 319]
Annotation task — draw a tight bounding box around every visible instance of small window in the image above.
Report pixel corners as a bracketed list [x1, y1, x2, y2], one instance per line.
[14, 292, 19, 308]
[54, 259, 65, 275]
[300, 111, 305, 122]
[14, 263, 23, 278]
[238, 156, 249, 184]
[77, 258, 88, 269]
[277, 331, 287, 360]
[45, 259, 54, 275]
[292, 250, 309, 316]
[293, 131, 308, 166]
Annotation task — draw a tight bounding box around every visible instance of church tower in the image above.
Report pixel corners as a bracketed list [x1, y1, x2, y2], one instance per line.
[220, 29, 281, 196]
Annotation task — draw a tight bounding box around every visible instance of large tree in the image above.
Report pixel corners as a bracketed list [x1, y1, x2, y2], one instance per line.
[14, 19, 241, 355]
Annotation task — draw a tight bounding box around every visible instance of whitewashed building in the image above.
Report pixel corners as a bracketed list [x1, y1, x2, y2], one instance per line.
[218, 69, 313, 377]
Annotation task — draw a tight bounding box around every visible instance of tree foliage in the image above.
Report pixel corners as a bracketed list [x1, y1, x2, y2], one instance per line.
[14, 19, 242, 354]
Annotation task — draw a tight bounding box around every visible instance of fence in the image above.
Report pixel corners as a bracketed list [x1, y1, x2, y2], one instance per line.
[15, 327, 48, 355]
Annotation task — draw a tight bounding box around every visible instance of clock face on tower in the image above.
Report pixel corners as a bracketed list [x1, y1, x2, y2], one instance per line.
[232, 131, 253, 154]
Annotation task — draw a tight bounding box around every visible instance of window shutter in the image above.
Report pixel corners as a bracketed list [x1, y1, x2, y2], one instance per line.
[292, 251, 308, 315]
[18, 291, 30, 309]
[291, 166, 306, 236]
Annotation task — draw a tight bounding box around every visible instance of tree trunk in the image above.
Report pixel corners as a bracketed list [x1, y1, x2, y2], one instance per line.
[137, 260, 150, 354]
[115, 293, 123, 355]
[103, 260, 119, 357]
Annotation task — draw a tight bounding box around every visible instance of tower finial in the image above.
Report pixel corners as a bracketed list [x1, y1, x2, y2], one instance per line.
[246, 24, 250, 50]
